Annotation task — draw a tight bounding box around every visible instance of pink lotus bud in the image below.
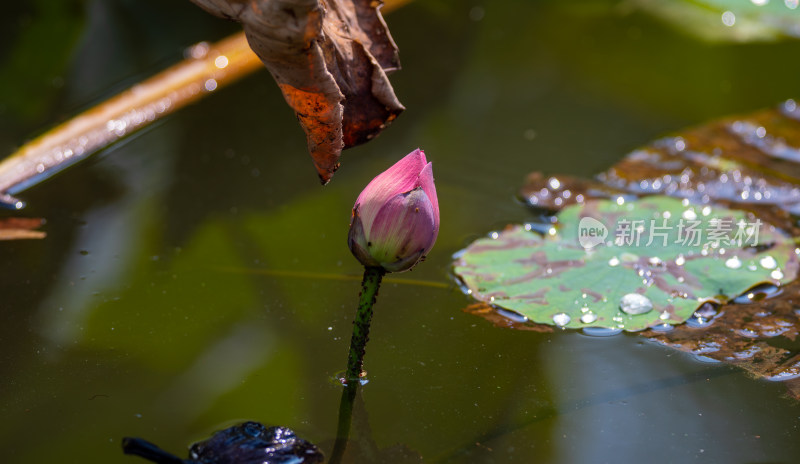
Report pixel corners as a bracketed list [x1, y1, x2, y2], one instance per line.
[348, 149, 440, 273]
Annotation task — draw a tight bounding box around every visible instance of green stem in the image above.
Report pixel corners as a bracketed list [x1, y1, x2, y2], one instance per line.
[329, 266, 384, 464]
[345, 266, 385, 382]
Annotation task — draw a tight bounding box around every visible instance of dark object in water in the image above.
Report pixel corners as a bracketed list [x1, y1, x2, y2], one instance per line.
[122, 421, 324, 464]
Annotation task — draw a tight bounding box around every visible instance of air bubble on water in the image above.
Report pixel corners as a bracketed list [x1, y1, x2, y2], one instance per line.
[737, 327, 759, 338]
[581, 326, 622, 337]
[650, 323, 674, 332]
[687, 313, 713, 328]
[725, 256, 742, 269]
[673, 137, 686, 152]
[553, 312, 571, 327]
[760, 256, 777, 269]
[620, 293, 653, 315]
[608, 257, 620, 267]
[695, 303, 718, 319]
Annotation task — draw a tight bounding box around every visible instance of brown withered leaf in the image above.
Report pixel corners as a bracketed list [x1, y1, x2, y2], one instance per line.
[190, 0, 404, 183]
[642, 280, 800, 400]
[0, 217, 46, 240]
[463, 303, 553, 333]
[520, 100, 800, 233]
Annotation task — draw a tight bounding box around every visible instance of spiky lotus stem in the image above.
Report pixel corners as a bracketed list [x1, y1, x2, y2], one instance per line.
[344, 266, 385, 383]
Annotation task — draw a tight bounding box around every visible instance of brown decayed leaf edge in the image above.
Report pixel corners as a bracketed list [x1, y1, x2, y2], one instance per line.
[463, 303, 553, 333]
[500, 101, 800, 400]
[190, 0, 404, 183]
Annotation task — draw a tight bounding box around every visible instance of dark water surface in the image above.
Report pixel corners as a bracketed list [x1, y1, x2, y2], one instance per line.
[2, 1, 800, 463]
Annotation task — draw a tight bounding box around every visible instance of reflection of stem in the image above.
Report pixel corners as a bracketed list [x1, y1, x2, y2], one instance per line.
[329, 266, 384, 463]
[329, 382, 358, 464]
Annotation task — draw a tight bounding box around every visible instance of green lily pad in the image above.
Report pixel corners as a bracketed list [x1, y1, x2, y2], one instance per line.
[453, 195, 799, 331]
[632, 0, 800, 43]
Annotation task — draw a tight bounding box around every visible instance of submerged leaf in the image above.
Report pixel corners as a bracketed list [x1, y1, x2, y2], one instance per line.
[454, 196, 798, 331]
[190, 0, 404, 183]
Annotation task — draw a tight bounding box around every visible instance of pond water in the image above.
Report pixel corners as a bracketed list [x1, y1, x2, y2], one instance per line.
[2, 1, 800, 463]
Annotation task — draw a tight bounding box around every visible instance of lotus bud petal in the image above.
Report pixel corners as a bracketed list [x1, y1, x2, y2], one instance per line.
[348, 149, 439, 272]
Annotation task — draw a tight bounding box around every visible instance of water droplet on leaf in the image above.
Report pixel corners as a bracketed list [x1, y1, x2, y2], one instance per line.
[552, 312, 571, 327]
[619, 293, 653, 315]
[725, 256, 742, 269]
[760, 256, 777, 269]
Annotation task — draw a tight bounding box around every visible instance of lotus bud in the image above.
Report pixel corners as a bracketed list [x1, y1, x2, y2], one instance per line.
[348, 149, 439, 273]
